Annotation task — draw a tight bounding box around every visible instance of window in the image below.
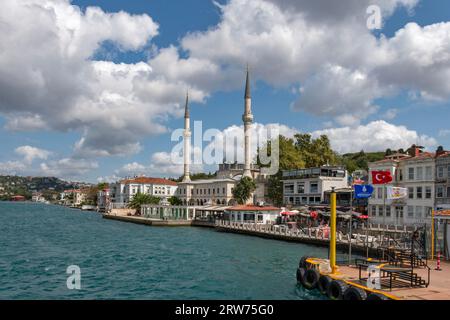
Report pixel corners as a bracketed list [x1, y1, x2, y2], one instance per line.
[416, 206, 423, 218]
[438, 167, 444, 179]
[437, 186, 444, 198]
[408, 206, 414, 217]
[416, 187, 423, 199]
[426, 187, 432, 199]
[408, 167, 414, 180]
[295, 197, 300, 205]
[425, 166, 432, 180]
[310, 182, 319, 193]
[416, 167, 423, 180]
[398, 169, 403, 181]
[448, 187, 450, 198]
[448, 165, 450, 178]
[395, 207, 404, 218]
[386, 206, 391, 217]
[371, 206, 377, 216]
[309, 196, 316, 204]
[302, 196, 307, 203]
[378, 206, 383, 217]
[223, 187, 225, 194]
[408, 187, 414, 199]
[378, 187, 383, 199]
[426, 207, 432, 218]
[315, 197, 321, 203]
[297, 182, 305, 194]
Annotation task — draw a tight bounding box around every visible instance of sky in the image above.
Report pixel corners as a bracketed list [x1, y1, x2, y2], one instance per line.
[1, 0, 450, 182]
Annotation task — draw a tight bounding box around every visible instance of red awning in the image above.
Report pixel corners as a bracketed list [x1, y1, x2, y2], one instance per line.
[358, 215, 369, 219]
[281, 211, 297, 216]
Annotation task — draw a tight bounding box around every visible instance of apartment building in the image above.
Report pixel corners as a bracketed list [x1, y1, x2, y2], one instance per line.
[368, 145, 442, 227]
[436, 147, 450, 210]
[281, 166, 349, 206]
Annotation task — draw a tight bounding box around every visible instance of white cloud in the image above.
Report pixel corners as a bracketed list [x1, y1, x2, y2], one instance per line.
[439, 129, 450, 137]
[312, 120, 437, 153]
[39, 158, 98, 178]
[0, 161, 27, 175]
[14, 146, 52, 164]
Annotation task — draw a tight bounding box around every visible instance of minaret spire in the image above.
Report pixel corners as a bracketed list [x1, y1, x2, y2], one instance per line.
[184, 91, 189, 119]
[245, 64, 251, 99]
[182, 90, 191, 183]
[242, 65, 253, 178]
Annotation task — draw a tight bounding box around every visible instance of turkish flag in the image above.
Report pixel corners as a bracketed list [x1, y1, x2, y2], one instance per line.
[371, 171, 393, 184]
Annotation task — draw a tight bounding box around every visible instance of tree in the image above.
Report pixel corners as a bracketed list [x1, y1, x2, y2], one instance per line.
[128, 193, 160, 213]
[168, 196, 183, 206]
[232, 176, 256, 205]
[294, 133, 337, 167]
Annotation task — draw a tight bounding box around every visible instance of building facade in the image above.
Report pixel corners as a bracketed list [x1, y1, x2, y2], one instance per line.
[109, 177, 178, 204]
[281, 166, 349, 206]
[436, 149, 450, 210]
[368, 145, 443, 227]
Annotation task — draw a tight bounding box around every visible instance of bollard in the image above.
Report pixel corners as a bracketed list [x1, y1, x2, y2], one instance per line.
[436, 251, 442, 271]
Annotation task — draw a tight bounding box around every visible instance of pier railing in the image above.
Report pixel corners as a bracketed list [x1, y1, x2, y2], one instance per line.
[215, 220, 385, 250]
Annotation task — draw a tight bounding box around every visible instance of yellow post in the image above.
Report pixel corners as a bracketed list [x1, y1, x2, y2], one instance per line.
[330, 187, 337, 274]
[431, 208, 435, 260]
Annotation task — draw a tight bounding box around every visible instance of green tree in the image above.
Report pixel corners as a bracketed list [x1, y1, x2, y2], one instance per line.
[168, 196, 183, 206]
[232, 176, 256, 205]
[294, 133, 337, 167]
[128, 192, 160, 213]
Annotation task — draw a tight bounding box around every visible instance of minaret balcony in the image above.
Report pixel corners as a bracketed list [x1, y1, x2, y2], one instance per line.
[242, 114, 254, 123]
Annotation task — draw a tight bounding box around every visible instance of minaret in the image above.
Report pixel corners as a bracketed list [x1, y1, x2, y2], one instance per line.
[242, 66, 253, 178]
[182, 91, 191, 182]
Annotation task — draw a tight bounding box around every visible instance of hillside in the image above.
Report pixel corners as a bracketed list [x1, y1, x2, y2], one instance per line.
[0, 176, 91, 200]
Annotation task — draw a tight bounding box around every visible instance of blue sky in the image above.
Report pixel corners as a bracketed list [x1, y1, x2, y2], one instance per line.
[1, 0, 450, 182]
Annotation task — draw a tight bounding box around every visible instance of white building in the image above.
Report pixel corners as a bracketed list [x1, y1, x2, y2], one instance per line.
[281, 166, 349, 206]
[436, 147, 450, 211]
[60, 189, 87, 207]
[97, 188, 110, 212]
[109, 177, 178, 205]
[32, 192, 46, 203]
[224, 205, 281, 224]
[368, 145, 438, 227]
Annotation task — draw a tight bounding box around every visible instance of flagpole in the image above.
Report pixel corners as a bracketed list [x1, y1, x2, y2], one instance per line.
[349, 188, 353, 266]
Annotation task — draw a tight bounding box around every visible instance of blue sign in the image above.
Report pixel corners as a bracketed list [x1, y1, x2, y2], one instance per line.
[354, 184, 374, 199]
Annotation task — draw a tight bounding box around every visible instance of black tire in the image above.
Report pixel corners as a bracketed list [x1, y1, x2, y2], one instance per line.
[302, 269, 320, 290]
[298, 256, 310, 269]
[343, 286, 368, 300]
[318, 275, 332, 295]
[366, 292, 389, 300]
[327, 280, 349, 300]
[296, 267, 306, 284]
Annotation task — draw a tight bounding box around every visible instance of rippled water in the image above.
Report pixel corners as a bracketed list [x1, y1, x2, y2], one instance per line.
[0, 202, 335, 300]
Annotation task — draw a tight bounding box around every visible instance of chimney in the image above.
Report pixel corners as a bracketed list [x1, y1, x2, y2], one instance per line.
[408, 144, 422, 157]
[436, 146, 445, 157]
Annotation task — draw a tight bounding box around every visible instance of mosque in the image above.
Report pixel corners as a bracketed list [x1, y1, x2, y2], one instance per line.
[175, 69, 268, 206]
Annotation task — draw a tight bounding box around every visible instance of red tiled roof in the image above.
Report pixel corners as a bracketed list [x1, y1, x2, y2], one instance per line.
[227, 205, 280, 212]
[436, 210, 450, 216]
[403, 152, 435, 161]
[120, 177, 177, 186]
[436, 151, 450, 158]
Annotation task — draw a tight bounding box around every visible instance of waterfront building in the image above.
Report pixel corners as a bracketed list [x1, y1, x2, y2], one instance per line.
[109, 177, 177, 205]
[435, 147, 450, 211]
[177, 69, 267, 206]
[368, 145, 447, 227]
[224, 205, 281, 224]
[96, 188, 110, 212]
[60, 189, 87, 207]
[281, 166, 349, 206]
[31, 192, 46, 203]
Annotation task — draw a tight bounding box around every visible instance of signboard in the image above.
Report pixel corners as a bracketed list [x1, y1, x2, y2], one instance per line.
[354, 184, 374, 199]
